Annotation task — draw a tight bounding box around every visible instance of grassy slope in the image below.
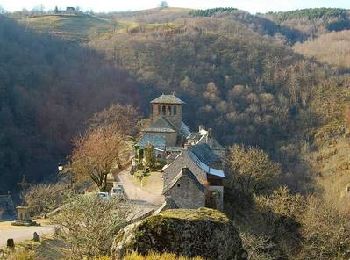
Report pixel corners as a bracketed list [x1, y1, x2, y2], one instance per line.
[16, 15, 114, 42]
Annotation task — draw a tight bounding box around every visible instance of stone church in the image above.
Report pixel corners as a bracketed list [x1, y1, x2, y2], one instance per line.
[135, 93, 226, 211]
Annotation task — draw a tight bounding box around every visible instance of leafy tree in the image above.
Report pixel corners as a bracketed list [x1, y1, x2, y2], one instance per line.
[226, 144, 281, 194]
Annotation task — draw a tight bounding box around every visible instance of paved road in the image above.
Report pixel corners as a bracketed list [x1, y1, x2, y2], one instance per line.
[117, 168, 165, 206]
[0, 221, 54, 247]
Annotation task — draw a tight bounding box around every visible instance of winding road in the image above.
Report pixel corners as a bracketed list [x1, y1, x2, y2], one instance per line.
[116, 167, 165, 206]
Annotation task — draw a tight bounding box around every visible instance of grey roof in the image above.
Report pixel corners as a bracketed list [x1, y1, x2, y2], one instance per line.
[162, 149, 225, 192]
[163, 168, 205, 194]
[189, 143, 221, 166]
[142, 117, 176, 133]
[162, 150, 208, 192]
[180, 122, 191, 138]
[151, 94, 185, 105]
[137, 134, 166, 149]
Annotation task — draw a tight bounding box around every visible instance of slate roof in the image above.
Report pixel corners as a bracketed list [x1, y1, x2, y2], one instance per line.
[189, 143, 221, 166]
[162, 149, 225, 192]
[142, 117, 176, 133]
[163, 150, 208, 192]
[163, 167, 205, 194]
[151, 94, 185, 105]
[180, 122, 191, 138]
[137, 134, 166, 149]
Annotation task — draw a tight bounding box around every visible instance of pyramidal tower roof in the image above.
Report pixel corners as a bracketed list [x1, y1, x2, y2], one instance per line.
[151, 93, 185, 105]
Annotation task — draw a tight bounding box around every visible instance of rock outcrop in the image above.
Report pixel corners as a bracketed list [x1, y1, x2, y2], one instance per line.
[111, 207, 246, 260]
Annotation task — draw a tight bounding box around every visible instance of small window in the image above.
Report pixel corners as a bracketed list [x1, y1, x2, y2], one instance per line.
[173, 106, 177, 115]
[168, 106, 171, 115]
[177, 183, 181, 187]
[162, 105, 166, 115]
[158, 105, 161, 115]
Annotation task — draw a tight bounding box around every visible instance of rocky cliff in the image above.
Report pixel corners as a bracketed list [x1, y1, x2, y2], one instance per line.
[112, 207, 246, 260]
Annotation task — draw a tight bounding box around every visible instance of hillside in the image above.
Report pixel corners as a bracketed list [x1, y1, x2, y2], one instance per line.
[13, 14, 113, 42]
[1, 7, 350, 259]
[294, 30, 350, 69]
[264, 8, 350, 37]
[0, 15, 141, 194]
[0, 7, 344, 195]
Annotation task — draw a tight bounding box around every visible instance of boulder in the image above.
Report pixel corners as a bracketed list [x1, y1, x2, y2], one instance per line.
[111, 207, 246, 260]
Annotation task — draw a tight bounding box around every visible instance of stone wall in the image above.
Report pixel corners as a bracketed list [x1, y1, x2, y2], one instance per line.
[164, 173, 205, 209]
[163, 132, 177, 147]
[208, 186, 224, 211]
[152, 104, 182, 130]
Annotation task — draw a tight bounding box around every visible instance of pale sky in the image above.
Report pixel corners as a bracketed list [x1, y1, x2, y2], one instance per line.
[0, 0, 350, 13]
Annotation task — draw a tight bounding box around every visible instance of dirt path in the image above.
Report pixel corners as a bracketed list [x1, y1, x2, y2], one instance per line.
[116, 167, 165, 206]
[0, 221, 54, 248]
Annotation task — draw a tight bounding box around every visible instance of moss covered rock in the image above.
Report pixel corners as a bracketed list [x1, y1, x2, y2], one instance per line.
[111, 207, 246, 260]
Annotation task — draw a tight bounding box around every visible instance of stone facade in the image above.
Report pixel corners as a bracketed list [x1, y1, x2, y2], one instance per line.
[163, 168, 205, 209]
[162, 150, 225, 211]
[151, 94, 184, 131]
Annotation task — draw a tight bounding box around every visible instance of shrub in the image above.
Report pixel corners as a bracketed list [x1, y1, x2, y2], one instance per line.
[51, 194, 132, 259]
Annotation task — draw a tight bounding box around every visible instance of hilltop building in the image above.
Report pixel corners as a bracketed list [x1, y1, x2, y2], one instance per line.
[135, 93, 226, 211]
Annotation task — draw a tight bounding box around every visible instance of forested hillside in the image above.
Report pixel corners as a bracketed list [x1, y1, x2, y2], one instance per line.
[1, 7, 350, 258]
[265, 8, 350, 37]
[0, 16, 141, 194]
[1, 7, 349, 198]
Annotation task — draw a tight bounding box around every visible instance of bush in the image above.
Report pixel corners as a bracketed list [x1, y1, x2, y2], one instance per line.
[23, 183, 73, 216]
[51, 194, 132, 259]
[226, 144, 282, 194]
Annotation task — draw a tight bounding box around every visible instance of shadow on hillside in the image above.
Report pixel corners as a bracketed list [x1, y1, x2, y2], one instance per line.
[0, 15, 149, 196]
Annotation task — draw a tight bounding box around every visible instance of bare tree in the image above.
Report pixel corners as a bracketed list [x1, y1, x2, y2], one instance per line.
[160, 1, 169, 8]
[23, 183, 73, 216]
[226, 144, 281, 194]
[89, 104, 140, 137]
[70, 125, 132, 191]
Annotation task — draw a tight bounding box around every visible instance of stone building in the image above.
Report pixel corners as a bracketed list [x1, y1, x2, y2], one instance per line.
[163, 167, 205, 209]
[141, 93, 190, 148]
[135, 93, 225, 211]
[135, 94, 190, 165]
[162, 149, 225, 211]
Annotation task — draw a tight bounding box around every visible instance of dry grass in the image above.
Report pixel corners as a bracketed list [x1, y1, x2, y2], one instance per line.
[124, 251, 203, 260]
